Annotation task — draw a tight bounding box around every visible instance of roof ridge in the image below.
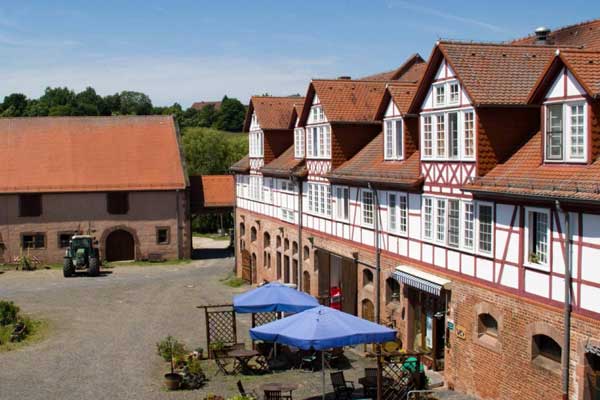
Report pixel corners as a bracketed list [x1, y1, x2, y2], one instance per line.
[311, 78, 391, 83]
[252, 95, 304, 100]
[439, 39, 582, 49]
[0, 115, 172, 121]
[510, 18, 600, 43]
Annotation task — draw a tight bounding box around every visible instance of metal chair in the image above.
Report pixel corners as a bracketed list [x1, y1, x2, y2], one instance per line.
[263, 390, 292, 400]
[237, 380, 258, 399]
[330, 371, 355, 400]
[362, 368, 378, 398]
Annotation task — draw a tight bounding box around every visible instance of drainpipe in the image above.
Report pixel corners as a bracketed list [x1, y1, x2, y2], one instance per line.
[233, 174, 238, 274]
[176, 189, 182, 259]
[368, 182, 383, 400]
[556, 200, 571, 400]
[293, 174, 303, 291]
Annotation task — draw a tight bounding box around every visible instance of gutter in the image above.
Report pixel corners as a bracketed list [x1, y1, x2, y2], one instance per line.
[465, 187, 600, 206]
[327, 174, 424, 190]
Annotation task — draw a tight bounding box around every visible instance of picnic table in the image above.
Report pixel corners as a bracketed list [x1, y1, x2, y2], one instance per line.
[260, 382, 299, 398]
[228, 348, 264, 374]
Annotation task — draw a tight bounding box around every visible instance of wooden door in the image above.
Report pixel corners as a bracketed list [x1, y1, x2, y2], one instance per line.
[241, 250, 251, 283]
[105, 229, 135, 261]
[361, 299, 374, 321]
[303, 271, 311, 294]
[341, 258, 357, 315]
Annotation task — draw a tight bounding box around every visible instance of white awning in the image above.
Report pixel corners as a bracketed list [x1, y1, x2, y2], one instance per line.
[392, 265, 451, 296]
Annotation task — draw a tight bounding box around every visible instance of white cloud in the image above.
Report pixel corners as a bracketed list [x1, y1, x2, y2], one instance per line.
[0, 54, 341, 107]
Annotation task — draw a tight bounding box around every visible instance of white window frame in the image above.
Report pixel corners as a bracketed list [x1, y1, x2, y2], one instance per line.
[361, 189, 374, 228]
[434, 84, 446, 106]
[543, 100, 587, 163]
[249, 129, 264, 158]
[334, 186, 349, 221]
[462, 201, 474, 250]
[476, 202, 494, 256]
[435, 198, 446, 244]
[307, 183, 331, 217]
[423, 197, 433, 240]
[449, 82, 460, 105]
[524, 207, 551, 271]
[420, 108, 476, 161]
[447, 199, 460, 248]
[307, 124, 331, 159]
[422, 116, 433, 159]
[463, 111, 475, 160]
[388, 193, 398, 233]
[384, 117, 404, 160]
[294, 128, 305, 158]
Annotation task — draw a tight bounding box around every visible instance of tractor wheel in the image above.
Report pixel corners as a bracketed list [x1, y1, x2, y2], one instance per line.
[88, 257, 100, 277]
[63, 258, 75, 278]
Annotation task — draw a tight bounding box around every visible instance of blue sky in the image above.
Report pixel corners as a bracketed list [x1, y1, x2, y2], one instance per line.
[1, 1, 599, 106]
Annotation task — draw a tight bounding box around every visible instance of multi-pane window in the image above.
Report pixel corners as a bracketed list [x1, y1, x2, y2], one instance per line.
[464, 111, 475, 158]
[463, 202, 474, 250]
[294, 128, 305, 158]
[477, 204, 493, 254]
[384, 118, 403, 160]
[528, 210, 549, 266]
[335, 187, 349, 221]
[248, 176, 263, 201]
[544, 102, 587, 162]
[449, 82, 460, 104]
[308, 183, 331, 216]
[309, 106, 325, 124]
[436, 199, 446, 243]
[399, 195, 407, 234]
[22, 233, 45, 249]
[249, 130, 264, 157]
[307, 125, 331, 158]
[423, 116, 433, 157]
[448, 199, 460, 247]
[423, 198, 433, 239]
[435, 84, 445, 106]
[362, 190, 374, 227]
[388, 193, 398, 232]
[422, 109, 476, 161]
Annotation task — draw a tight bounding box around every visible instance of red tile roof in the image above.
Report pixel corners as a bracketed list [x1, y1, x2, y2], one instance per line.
[466, 132, 600, 202]
[361, 54, 426, 82]
[327, 132, 422, 187]
[0, 116, 187, 193]
[559, 50, 600, 96]
[301, 80, 388, 124]
[196, 175, 235, 207]
[191, 101, 221, 111]
[261, 145, 304, 178]
[387, 82, 420, 115]
[230, 155, 250, 173]
[243, 96, 304, 131]
[511, 19, 600, 50]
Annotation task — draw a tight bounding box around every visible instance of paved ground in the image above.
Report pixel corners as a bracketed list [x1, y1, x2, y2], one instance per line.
[0, 238, 476, 400]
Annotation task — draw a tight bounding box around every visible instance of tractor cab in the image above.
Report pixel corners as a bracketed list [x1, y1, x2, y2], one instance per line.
[63, 234, 101, 277]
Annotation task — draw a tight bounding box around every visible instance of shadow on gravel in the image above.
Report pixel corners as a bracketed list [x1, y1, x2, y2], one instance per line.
[67, 270, 113, 278]
[192, 247, 233, 260]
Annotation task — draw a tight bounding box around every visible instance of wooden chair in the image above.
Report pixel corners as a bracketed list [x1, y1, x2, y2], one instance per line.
[362, 368, 378, 398]
[237, 380, 258, 399]
[263, 390, 292, 400]
[213, 350, 234, 375]
[330, 371, 355, 400]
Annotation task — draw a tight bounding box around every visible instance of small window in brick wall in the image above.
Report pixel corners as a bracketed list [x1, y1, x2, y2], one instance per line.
[363, 269, 373, 287]
[532, 334, 562, 372]
[19, 194, 42, 217]
[264, 232, 271, 248]
[250, 227, 257, 242]
[478, 313, 498, 338]
[156, 227, 170, 245]
[385, 278, 401, 304]
[303, 245, 310, 260]
[58, 232, 77, 248]
[107, 192, 129, 215]
[22, 233, 45, 249]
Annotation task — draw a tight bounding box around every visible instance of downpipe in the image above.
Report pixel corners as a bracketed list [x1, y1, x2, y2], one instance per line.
[556, 200, 571, 400]
[368, 182, 383, 400]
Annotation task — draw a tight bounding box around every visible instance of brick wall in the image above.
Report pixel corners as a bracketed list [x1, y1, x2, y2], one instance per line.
[0, 190, 190, 264]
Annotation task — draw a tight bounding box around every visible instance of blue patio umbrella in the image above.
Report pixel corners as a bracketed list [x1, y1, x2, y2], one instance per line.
[250, 305, 397, 399]
[233, 282, 319, 313]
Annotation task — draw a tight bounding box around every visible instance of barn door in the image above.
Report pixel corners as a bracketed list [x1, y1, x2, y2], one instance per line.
[105, 229, 135, 261]
[586, 352, 600, 400]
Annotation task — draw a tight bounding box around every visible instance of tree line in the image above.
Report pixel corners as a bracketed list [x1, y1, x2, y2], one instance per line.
[0, 87, 247, 132]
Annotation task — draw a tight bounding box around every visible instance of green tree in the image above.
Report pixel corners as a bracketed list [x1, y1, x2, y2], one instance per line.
[197, 104, 218, 128]
[39, 87, 76, 113]
[181, 127, 247, 175]
[212, 96, 246, 132]
[1, 93, 28, 116]
[72, 87, 104, 116]
[118, 91, 153, 115]
[103, 93, 121, 115]
[24, 99, 49, 116]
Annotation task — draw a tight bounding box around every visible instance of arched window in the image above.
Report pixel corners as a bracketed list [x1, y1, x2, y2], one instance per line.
[276, 235, 282, 248]
[303, 246, 310, 261]
[385, 277, 400, 304]
[284, 238, 290, 251]
[239, 222, 245, 237]
[532, 334, 562, 370]
[361, 299, 375, 322]
[251, 253, 257, 284]
[362, 269, 373, 287]
[250, 227, 257, 242]
[478, 313, 498, 338]
[303, 271, 311, 293]
[263, 232, 271, 248]
[292, 241, 298, 255]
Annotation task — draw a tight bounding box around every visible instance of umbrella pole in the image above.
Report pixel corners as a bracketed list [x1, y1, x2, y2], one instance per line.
[322, 351, 325, 400]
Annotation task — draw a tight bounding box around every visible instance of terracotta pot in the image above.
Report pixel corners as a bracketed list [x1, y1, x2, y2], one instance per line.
[164, 373, 182, 390]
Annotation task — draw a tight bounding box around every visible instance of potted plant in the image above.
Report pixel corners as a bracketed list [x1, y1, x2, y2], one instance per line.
[529, 252, 540, 264]
[195, 346, 204, 359]
[156, 336, 187, 390]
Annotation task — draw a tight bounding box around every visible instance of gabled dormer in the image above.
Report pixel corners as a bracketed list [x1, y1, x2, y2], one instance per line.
[528, 50, 600, 165]
[243, 96, 303, 170]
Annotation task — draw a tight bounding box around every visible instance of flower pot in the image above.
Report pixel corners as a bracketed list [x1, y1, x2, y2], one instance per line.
[164, 373, 182, 390]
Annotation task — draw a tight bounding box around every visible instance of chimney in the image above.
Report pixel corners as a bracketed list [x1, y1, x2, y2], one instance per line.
[337, 76, 351, 80]
[535, 26, 551, 44]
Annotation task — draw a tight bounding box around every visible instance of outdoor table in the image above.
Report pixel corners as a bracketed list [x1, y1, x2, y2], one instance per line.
[358, 375, 395, 389]
[260, 383, 299, 397]
[228, 348, 261, 374]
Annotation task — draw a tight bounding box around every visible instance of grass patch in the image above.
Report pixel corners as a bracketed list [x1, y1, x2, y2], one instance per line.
[105, 258, 193, 268]
[192, 232, 230, 241]
[0, 318, 48, 353]
[220, 273, 246, 288]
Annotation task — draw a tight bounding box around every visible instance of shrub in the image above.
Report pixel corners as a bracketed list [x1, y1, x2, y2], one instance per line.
[0, 301, 19, 326]
[156, 336, 187, 363]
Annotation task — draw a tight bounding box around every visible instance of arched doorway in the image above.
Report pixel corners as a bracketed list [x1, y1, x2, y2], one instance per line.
[251, 253, 257, 284]
[105, 229, 135, 261]
[362, 299, 374, 322]
[303, 271, 311, 294]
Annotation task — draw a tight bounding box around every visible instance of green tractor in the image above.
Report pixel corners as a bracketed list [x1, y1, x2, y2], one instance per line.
[63, 235, 101, 277]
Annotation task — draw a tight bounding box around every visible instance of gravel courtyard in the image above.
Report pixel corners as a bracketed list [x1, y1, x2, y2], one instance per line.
[0, 238, 475, 400]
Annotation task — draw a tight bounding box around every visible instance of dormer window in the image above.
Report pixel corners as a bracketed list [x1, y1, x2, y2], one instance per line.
[544, 102, 587, 162]
[294, 128, 305, 158]
[309, 106, 325, 124]
[435, 85, 445, 106]
[249, 130, 264, 157]
[307, 125, 331, 158]
[449, 83, 460, 104]
[384, 118, 403, 160]
[433, 80, 461, 108]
